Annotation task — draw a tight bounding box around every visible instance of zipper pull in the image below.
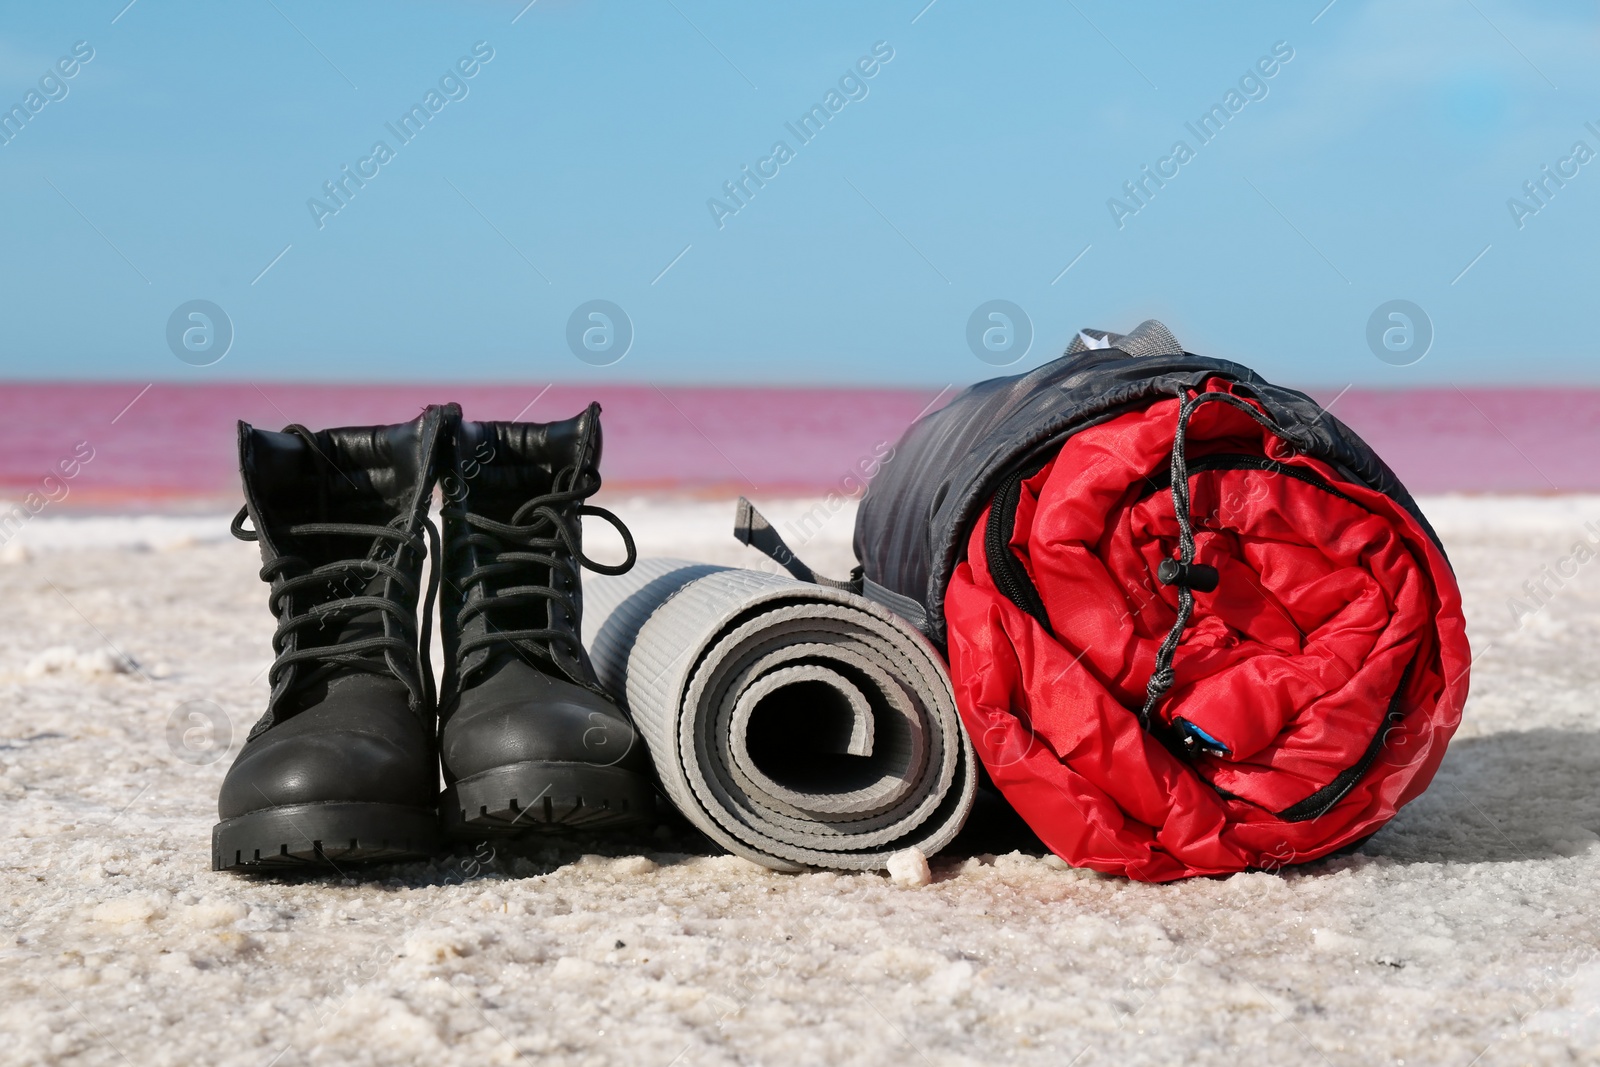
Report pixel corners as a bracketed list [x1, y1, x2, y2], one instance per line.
[1174, 718, 1230, 759]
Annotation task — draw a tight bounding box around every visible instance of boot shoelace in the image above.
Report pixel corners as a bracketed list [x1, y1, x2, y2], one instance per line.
[1139, 388, 1293, 740]
[445, 466, 637, 675]
[231, 419, 441, 711]
[232, 508, 441, 710]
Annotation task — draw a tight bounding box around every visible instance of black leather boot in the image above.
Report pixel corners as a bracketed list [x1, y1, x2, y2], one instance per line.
[437, 402, 654, 836]
[212, 406, 452, 871]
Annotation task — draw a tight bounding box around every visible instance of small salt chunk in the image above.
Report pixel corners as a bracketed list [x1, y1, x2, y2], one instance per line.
[402, 928, 472, 963]
[608, 855, 657, 878]
[885, 847, 931, 887]
[179, 900, 248, 929]
[926, 960, 975, 998]
[92, 894, 161, 924]
[551, 956, 606, 982]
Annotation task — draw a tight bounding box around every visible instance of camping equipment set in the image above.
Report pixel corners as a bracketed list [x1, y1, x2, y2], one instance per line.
[214, 322, 1468, 882]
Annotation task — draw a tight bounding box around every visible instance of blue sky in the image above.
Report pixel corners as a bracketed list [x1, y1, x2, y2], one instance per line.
[0, 0, 1596, 387]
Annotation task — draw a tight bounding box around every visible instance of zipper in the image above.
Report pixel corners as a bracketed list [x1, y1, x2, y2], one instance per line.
[983, 465, 1054, 635]
[1275, 661, 1414, 822]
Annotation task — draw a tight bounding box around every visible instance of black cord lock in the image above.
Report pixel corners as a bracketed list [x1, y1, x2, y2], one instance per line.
[1157, 558, 1220, 593]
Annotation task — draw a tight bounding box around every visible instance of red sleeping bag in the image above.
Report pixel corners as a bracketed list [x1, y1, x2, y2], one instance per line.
[944, 379, 1470, 881]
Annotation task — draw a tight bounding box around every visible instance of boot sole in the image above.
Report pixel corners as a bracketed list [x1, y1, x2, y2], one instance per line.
[441, 761, 655, 837]
[212, 802, 440, 872]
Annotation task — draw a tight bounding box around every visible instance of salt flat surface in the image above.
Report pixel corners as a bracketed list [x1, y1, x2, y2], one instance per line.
[1, 495, 1597, 1066]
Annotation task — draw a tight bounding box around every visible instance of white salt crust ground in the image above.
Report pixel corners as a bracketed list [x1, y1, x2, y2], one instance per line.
[1, 494, 1597, 1066]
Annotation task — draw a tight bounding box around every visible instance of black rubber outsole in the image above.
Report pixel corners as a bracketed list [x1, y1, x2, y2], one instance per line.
[212, 801, 441, 872]
[441, 761, 655, 838]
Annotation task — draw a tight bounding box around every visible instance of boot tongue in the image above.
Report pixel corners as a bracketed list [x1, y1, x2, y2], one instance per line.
[458, 414, 595, 510]
[247, 422, 426, 519]
[451, 406, 602, 689]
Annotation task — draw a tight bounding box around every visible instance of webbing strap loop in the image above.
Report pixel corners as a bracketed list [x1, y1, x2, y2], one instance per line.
[732, 497, 859, 592]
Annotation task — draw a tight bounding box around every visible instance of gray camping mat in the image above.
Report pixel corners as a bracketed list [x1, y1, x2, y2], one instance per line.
[583, 559, 977, 871]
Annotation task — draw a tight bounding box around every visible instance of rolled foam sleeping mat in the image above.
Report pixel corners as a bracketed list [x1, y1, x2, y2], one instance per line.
[582, 558, 977, 871]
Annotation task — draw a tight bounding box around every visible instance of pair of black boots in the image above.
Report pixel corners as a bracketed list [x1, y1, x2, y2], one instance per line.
[213, 403, 653, 871]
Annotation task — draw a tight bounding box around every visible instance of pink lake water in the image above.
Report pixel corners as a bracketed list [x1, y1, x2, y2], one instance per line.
[0, 382, 1590, 508]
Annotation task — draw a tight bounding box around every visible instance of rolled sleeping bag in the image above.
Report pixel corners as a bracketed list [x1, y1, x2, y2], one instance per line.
[582, 558, 977, 871]
[853, 321, 1470, 882]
